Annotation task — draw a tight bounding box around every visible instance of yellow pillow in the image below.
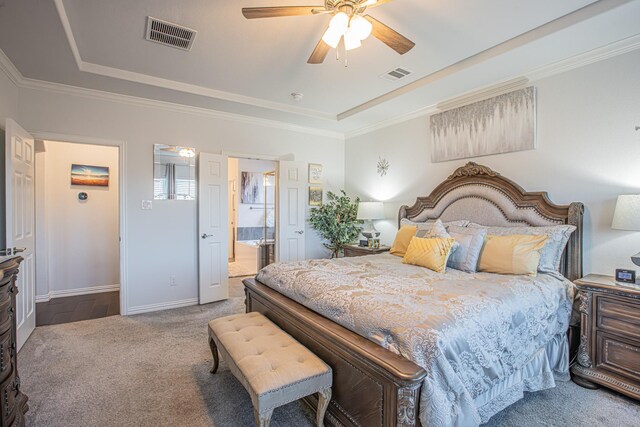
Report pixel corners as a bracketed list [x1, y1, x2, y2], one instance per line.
[478, 234, 548, 276]
[390, 225, 417, 257]
[402, 237, 455, 273]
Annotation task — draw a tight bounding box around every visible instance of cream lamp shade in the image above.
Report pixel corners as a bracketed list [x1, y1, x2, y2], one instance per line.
[357, 202, 384, 239]
[612, 195, 640, 231]
[612, 194, 640, 268]
[357, 202, 385, 220]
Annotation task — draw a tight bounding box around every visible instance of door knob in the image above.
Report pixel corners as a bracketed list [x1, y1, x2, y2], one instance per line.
[294, 230, 304, 235]
[201, 233, 214, 239]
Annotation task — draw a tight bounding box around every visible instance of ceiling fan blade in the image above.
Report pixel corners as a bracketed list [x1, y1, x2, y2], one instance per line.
[364, 15, 415, 55]
[307, 38, 331, 64]
[242, 6, 322, 19]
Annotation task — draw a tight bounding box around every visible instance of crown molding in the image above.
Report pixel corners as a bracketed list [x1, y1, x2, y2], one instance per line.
[53, 0, 335, 123]
[0, 49, 343, 139]
[345, 32, 640, 140]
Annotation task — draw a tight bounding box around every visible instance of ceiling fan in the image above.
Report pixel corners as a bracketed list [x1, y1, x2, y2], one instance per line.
[242, 0, 415, 64]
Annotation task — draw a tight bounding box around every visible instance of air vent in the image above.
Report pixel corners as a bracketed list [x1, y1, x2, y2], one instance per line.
[145, 17, 197, 51]
[380, 67, 412, 82]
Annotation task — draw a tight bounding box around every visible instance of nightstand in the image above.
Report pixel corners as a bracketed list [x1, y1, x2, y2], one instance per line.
[343, 244, 390, 257]
[571, 274, 640, 400]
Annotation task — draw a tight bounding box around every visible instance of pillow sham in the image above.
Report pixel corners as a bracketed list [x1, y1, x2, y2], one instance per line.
[468, 223, 576, 273]
[478, 234, 548, 276]
[402, 237, 456, 273]
[390, 225, 417, 257]
[416, 219, 460, 252]
[400, 218, 470, 229]
[446, 226, 487, 272]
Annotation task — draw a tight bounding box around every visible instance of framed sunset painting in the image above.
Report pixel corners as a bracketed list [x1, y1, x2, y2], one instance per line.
[71, 164, 110, 187]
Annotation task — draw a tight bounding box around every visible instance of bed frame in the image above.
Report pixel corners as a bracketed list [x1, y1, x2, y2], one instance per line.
[243, 162, 584, 426]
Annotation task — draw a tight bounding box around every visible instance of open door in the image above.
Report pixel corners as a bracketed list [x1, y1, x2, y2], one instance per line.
[277, 161, 306, 262]
[4, 119, 36, 350]
[198, 153, 228, 304]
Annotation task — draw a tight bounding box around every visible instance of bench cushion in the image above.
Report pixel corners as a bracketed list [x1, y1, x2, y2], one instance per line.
[208, 312, 332, 413]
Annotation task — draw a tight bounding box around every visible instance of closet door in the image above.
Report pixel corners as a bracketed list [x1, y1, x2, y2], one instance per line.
[277, 161, 306, 262]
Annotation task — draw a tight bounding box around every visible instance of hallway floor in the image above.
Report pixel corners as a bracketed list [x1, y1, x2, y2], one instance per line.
[35, 291, 120, 326]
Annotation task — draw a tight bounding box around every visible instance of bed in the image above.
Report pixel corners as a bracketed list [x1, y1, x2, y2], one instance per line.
[243, 162, 584, 426]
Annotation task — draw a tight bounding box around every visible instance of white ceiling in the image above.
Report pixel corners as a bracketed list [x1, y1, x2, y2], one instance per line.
[1, 0, 639, 135]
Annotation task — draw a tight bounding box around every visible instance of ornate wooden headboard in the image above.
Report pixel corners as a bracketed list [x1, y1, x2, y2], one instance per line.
[399, 162, 584, 281]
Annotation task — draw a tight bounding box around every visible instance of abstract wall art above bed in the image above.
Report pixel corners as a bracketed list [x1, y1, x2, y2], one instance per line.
[430, 87, 536, 162]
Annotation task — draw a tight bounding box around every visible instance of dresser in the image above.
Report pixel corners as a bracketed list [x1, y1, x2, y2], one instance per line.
[571, 274, 640, 400]
[0, 257, 28, 426]
[343, 244, 390, 257]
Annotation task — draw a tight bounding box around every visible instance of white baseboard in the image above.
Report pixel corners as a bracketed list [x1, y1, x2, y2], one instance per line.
[36, 283, 120, 303]
[126, 298, 198, 315]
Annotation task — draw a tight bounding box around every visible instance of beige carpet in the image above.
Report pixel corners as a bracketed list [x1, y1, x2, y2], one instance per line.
[18, 285, 640, 426]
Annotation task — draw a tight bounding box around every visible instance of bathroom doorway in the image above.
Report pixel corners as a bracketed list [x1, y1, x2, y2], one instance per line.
[227, 157, 277, 279]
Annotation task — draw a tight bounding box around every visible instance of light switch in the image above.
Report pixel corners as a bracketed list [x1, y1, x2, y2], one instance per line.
[141, 200, 153, 210]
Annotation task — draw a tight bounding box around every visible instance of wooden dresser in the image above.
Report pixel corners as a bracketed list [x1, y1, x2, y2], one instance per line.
[571, 274, 640, 400]
[0, 257, 28, 426]
[343, 244, 390, 257]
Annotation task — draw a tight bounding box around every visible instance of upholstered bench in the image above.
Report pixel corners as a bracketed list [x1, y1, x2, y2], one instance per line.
[208, 312, 332, 427]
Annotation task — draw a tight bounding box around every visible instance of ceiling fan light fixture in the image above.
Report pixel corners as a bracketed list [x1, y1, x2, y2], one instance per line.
[350, 15, 373, 40]
[329, 12, 349, 33]
[322, 26, 343, 49]
[344, 28, 362, 51]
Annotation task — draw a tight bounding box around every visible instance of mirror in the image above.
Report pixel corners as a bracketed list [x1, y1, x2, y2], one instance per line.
[153, 144, 196, 200]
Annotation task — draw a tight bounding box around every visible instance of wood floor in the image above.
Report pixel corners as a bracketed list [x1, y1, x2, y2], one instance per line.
[36, 291, 120, 326]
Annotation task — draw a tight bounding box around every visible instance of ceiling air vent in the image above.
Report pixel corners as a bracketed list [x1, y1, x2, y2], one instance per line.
[380, 67, 412, 82]
[145, 17, 197, 51]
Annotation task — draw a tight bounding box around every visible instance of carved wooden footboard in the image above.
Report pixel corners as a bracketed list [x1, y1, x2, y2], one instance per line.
[244, 278, 427, 427]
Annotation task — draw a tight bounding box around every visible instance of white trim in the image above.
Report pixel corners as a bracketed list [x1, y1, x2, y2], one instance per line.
[31, 132, 129, 315]
[52, 0, 334, 123]
[345, 33, 640, 139]
[436, 78, 530, 112]
[36, 284, 120, 303]
[127, 298, 198, 315]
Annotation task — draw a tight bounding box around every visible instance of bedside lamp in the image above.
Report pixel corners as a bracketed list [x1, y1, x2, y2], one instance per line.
[357, 201, 385, 239]
[612, 195, 640, 266]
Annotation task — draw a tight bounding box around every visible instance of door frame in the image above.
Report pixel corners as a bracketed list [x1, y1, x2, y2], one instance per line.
[30, 131, 129, 315]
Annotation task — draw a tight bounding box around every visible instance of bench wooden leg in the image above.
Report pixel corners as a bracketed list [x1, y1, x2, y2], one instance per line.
[209, 337, 219, 374]
[253, 408, 273, 427]
[316, 388, 332, 427]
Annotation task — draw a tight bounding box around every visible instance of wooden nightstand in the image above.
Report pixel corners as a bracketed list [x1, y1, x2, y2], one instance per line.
[571, 274, 640, 400]
[343, 244, 390, 257]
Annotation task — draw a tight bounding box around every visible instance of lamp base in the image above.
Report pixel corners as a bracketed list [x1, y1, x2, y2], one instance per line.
[361, 220, 380, 239]
[632, 251, 640, 267]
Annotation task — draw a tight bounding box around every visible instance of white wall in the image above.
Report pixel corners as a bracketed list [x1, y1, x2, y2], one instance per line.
[17, 87, 345, 313]
[35, 141, 119, 299]
[346, 49, 640, 276]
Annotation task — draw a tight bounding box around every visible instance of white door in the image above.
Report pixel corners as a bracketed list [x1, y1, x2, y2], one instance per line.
[198, 153, 228, 304]
[4, 119, 36, 350]
[278, 161, 306, 261]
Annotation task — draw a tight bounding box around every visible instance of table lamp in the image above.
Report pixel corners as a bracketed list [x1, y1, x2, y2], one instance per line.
[357, 201, 385, 239]
[611, 195, 640, 266]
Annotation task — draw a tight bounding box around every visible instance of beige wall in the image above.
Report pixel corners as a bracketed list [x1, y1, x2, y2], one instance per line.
[36, 141, 119, 299]
[345, 49, 640, 276]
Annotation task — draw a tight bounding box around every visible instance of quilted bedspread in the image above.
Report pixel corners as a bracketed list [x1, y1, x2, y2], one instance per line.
[256, 253, 574, 426]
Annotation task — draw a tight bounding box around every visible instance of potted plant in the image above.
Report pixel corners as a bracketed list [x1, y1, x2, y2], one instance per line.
[309, 190, 362, 258]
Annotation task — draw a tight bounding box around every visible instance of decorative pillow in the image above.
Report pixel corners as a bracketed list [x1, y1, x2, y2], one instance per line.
[390, 225, 417, 257]
[402, 237, 456, 273]
[446, 226, 487, 272]
[416, 219, 460, 252]
[400, 218, 470, 229]
[468, 223, 576, 273]
[478, 234, 548, 276]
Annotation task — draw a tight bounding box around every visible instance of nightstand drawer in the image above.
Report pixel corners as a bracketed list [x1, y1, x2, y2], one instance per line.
[597, 296, 640, 341]
[596, 332, 640, 383]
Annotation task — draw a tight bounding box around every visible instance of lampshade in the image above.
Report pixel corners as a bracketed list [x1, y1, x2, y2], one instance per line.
[357, 202, 385, 220]
[343, 28, 362, 51]
[612, 195, 640, 231]
[329, 12, 349, 32]
[322, 26, 342, 48]
[350, 15, 373, 40]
